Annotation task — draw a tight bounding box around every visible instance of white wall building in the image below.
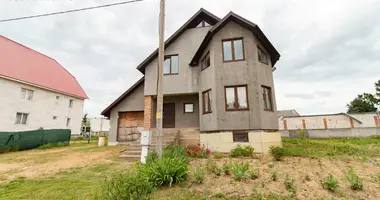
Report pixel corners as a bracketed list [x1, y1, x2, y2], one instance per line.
[0, 35, 87, 134]
[89, 117, 110, 132]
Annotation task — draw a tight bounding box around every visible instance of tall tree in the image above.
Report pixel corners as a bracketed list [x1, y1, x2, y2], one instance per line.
[347, 93, 378, 113]
[376, 80, 380, 99]
[81, 114, 91, 132]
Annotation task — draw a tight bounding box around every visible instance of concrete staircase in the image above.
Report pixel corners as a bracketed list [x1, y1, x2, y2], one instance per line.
[119, 129, 180, 159]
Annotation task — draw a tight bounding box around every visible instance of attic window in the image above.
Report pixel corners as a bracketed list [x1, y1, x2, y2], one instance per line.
[196, 20, 211, 28]
[258, 46, 269, 65]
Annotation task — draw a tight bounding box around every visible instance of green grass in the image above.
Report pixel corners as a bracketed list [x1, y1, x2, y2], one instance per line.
[282, 137, 380, 159]
[0, 163, 126, 200]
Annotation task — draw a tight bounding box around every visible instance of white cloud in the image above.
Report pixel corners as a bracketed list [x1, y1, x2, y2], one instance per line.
[1, 0, 379, 117]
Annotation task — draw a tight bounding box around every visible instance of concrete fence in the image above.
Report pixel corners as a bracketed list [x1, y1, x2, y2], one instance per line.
[280, 127, 380, 138]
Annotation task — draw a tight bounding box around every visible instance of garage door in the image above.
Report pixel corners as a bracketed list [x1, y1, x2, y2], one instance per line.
[117, 111, 144, 142]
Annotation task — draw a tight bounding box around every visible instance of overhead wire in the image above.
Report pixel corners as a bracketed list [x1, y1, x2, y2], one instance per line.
[0, 0, 145, 23]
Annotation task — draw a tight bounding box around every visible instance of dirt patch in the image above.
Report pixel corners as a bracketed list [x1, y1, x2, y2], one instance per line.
[0, 146, 122, 181]
[188, 156, 380, 200]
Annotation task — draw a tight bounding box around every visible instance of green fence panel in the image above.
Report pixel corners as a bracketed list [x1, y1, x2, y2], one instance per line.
[42, 129, 71, 144]
[0, 129, 71, 151]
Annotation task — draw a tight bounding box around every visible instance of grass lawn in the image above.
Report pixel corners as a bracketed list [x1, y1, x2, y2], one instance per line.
[0, 137, 379, 200]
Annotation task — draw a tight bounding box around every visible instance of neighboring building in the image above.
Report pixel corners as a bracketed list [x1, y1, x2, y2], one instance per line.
[102, 9, 281, 153]
[0, 35, 87, 134]
[278, 111, 380, 138]
[89, 117, 110, 133]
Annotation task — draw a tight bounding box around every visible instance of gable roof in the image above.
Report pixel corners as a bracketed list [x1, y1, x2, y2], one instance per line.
[136, 8, 220, 74]
[0, 35, 88, 99]
[277, 110, 300, 117]
[101, 77, 144, 118]
[190, 11, 280, 67]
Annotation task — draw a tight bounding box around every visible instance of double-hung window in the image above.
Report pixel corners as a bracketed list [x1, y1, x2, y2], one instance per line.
[164, 55, 179, 75]
[225, 85, 249, 111]
[222, 38, 244, 62]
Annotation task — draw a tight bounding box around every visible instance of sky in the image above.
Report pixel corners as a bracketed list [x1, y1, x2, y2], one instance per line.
[1, 0, 379, 117]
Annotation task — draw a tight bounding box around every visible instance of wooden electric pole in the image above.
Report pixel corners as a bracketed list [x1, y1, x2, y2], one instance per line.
[156, 0, 165, 158]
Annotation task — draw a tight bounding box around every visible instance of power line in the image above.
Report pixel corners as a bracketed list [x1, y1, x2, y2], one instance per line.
[0, 0, 144, 23]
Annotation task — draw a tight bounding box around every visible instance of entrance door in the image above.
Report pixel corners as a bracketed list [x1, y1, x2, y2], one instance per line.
[163, 103, 175, 128]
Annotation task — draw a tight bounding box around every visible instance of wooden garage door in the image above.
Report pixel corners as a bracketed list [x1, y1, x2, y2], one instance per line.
[117, 111, 144, 142]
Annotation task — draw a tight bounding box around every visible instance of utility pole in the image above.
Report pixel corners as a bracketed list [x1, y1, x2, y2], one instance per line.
[156, 0, 165, 158]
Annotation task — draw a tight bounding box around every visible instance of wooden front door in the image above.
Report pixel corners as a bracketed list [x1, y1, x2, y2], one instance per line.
[163, 103, 175, 128]
[117, 111, 144, 142]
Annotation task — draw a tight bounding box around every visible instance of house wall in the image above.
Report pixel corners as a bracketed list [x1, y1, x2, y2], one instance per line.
[199, 21, 277, 131]
[108, 83, 144, 144]
[0, 77, 83, 134]
[152, 94, 200, 128]
[144, 26, 210, 96]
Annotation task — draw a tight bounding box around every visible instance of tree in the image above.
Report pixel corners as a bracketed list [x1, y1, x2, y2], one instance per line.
[81, 114, 91, 132]
[376, 80, 380, 99]
[347, 93, 378, 113]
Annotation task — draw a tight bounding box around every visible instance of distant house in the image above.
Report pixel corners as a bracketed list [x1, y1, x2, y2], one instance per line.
[102, 9, 281, 153]
[0, 35, 87, 134]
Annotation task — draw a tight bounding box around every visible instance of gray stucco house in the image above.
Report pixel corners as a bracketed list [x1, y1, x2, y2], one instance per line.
[102, 8, 282, 153]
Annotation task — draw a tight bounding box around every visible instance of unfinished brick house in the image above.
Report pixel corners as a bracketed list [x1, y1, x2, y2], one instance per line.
[101, 9, 282, 156]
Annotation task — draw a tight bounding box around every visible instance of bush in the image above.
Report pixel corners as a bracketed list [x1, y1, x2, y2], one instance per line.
[346, 167, 363, 190]
[321, 175, 339, 192]
[205, 159, 222, 176]
[98, 171, 154, 200]
[229, 144, 254, 158]
[284, 175, 296, 197]
[248, 168, 260, 180]
[271, 171, 279, 181]
[186, 144, 211, 158]
[269, 146, 286, 161]
[231, 161, 250, 181]
[140, 156, 188, 187]
[38, 142, 68, 150]
[213, 152, 225, 159]
[145, 152, 158, 164]
[222, 163, 231, 175]
[194, 167, 205, 184]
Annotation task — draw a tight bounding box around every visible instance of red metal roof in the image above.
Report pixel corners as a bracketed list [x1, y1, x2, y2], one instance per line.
[0, 35, 88, 99]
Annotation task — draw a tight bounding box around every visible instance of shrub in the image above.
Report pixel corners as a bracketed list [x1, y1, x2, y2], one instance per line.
[284, 175, 296, 197]
[269, 146, 285, 161]
[248, 168, 260, 180]
[145, 152, 158, 164]
[163, 145, 189, 162]
[229, 144, 254, 158]
[38, 142, 68, 150]
[321, 175, 339, 192]
[231, 161, 250, 181]
[140, 156, 188, 187]
[194, 167, 205, 184]
[346, 167, 363, 190]
[98, 171, 154, 200]
[222, 163, 231, 175]
[271, 171, 279, 181]
[205, 159, 222, 176]
[186, 144, 211, 158]
[213, 152, 225, 159]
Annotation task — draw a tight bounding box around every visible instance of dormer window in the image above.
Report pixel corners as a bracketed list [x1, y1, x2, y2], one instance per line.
[164, 55, 179, 75]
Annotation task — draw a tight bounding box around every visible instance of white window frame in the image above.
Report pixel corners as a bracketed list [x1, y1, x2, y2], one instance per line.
[21, 88, 34, 100]
[15, 112, 29, 125]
